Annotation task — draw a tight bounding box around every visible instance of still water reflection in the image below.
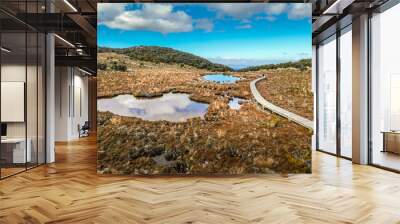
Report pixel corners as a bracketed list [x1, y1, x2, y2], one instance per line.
[98, 93, 209, 122]
[203, 73, 240, 84]
[228, 97, 243, 110]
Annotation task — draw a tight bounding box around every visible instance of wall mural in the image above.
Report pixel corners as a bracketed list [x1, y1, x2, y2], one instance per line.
[97, 3, 313, 175]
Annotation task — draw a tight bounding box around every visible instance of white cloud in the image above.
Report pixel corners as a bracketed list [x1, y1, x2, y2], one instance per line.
[265, 4, 287, 15]
[208, 3, 310, 21]
[288, 4, 311, 20]
[98, 3, 311, 34]
[98, 3, 128, 23]
[194, 19, 214, 32]
[97, 93, 206, 122]
[240, 18, 252, 24]
[207, 3, 265, 19]
[256, 15, 277, 22]
[236, 24, 252, 29]
[99, 4, 193, 34]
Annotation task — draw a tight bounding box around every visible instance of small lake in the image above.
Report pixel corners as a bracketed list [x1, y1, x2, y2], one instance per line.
[228, 97, 244, 110]
[203, 74, 240, 84]
[97, 93, 209, 122]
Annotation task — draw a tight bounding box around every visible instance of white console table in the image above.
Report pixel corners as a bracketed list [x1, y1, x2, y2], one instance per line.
[1, 138, 32, 163]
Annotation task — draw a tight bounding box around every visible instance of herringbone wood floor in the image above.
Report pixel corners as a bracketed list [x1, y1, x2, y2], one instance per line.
[0, 136, 399, 224]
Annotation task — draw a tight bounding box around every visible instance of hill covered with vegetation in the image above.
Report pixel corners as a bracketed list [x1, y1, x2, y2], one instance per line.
[239, 59, 311, 72]
[98, 46, 233, 72]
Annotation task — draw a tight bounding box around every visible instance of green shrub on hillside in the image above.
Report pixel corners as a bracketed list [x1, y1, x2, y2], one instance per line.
[98, 46, 233, 72]
[110, 61, 127, 72]
[97, 63, 107, 71]
[239, 59, 311, 72]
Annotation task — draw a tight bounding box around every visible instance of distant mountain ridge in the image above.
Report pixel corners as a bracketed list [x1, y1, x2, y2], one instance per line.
[98, 46, 311, 72]
[238, 59, 311, 72]
[98, 46, 233, 72]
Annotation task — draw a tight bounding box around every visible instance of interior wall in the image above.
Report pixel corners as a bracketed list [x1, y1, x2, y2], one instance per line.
[55, 66, 69, 141]
[72, 72, 89, 137]
[55, 67, 89, 141]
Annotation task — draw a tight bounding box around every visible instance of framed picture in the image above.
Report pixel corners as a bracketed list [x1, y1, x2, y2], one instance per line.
[97, 3, 312, 175]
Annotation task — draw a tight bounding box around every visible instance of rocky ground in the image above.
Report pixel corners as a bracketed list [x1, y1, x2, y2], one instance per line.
[255, 68, 314, 120]
[97, 52, 312, 175]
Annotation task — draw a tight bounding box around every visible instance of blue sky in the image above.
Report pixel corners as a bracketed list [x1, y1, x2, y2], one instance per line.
[98, 3, 311, 69]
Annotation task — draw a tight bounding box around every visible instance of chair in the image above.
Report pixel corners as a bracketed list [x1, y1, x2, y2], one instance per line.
[79, 121, 90, 138]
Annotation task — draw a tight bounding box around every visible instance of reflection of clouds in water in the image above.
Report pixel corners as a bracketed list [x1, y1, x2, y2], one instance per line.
[121, 94, 191, 115]
[228, 97, 242, 110]
[98, 93, 208, 122]
[203, 74, 240, 84]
